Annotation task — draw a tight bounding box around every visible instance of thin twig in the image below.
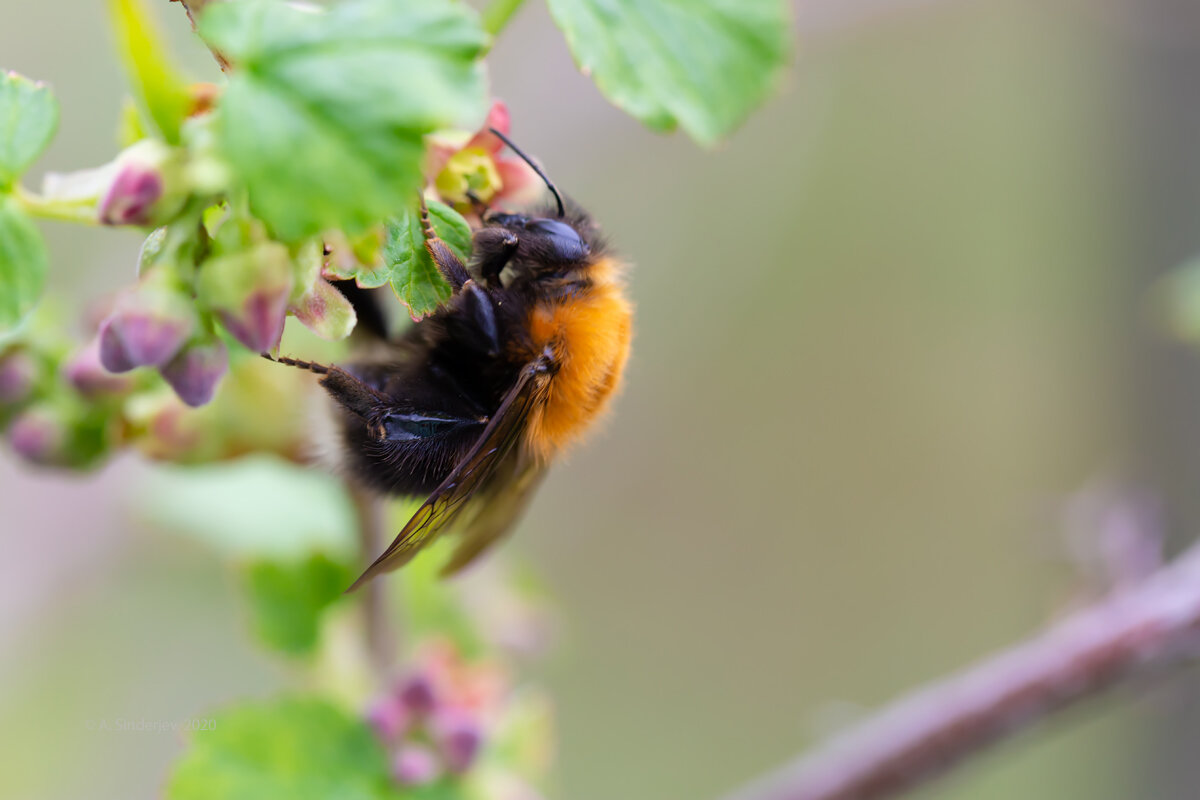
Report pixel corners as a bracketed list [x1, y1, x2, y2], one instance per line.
[171, 0, 230, 72]
[722, 542, 1200, 800]
[349, 484, 396, 676]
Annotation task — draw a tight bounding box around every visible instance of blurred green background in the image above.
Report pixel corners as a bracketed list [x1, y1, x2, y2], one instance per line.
[5, 0, 1200, 798]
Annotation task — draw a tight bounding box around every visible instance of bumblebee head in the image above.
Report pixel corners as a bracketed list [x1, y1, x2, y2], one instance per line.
[471, 129, 600, 281]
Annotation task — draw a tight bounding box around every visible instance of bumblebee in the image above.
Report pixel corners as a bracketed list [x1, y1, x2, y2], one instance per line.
[271, 131, 632, 590]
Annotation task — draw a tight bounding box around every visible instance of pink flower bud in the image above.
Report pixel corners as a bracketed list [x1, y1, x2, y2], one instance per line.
[198, 242, 294, 352]
[290, 279, 357, 341]
[97, 271, 196, 372]
[0, 350, 36, 404]
[98, 141, 187, 227]
[392, 744, 441, 787]
[65, 339, 134, 397]
[432, 710, 484, 774]
[159, 337, 228, 407]
[7, 407, 65, 465]
[220, 289, 290, 353]
[365, 697, 410, 743]
[396, 673, 438, 717]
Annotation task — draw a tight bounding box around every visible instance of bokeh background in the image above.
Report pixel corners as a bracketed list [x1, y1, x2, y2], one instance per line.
[7, 0, 1200, 798]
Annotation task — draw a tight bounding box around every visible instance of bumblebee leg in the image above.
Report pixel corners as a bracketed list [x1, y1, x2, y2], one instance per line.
[472, 227, 520, 284]
[460, 280, 500, 355]
[420, 196, 471, 291]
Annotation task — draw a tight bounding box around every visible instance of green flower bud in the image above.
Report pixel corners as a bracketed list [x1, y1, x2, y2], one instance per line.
[7, 402, 112, 469]
[198, 242, 294, 352]
[290, 278, 356, 341]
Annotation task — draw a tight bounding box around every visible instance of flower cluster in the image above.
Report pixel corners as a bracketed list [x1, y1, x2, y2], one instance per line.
[0, 326, 312, 468]
[366, 640, 552, 798]
[426, 100, 542, 215]
[3, 88, 549, 473]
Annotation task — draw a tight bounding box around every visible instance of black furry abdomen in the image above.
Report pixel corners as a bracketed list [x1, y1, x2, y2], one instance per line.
[333, 286, 530, 497]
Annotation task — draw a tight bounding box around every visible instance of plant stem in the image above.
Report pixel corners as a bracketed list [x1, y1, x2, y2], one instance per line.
[172, 0, 230, 72]
[14, 186, 99, 225]
[721, 540, 1200, 800]
[481, 0, 527, 38]
[349, 483, 396, 677]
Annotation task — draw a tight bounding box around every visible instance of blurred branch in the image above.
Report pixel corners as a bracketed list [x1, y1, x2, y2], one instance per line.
[171, 0, 230, 72]
[350, 485, 396, 676]
[722, 541, 1200, 800]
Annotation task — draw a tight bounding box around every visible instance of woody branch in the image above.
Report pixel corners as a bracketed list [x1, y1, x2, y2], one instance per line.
[722, 539, 1200, 800]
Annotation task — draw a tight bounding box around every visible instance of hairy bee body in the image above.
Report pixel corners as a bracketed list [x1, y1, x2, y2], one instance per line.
[337, 249, 631, 496]
[298, 200, 632, 587]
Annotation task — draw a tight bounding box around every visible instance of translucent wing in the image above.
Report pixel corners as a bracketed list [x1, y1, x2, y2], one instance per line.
[439, 459, 549, 576]
[346, 358, 550, 591]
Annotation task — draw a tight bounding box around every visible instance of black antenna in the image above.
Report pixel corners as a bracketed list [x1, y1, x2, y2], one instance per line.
[488, 127, 565, 218]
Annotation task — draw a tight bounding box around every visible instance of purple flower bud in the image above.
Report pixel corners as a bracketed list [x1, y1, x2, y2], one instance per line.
[65, 339, 134, 397]
[0, 350, 36, 404]
[159, 337, 228, 407]
[396, 673, 438, 717]
[101, 168, 161, 226]
[98, 141, 186, 227]
[97, 319, 135, 373]
[198, 243, 294, 353]
[96, 271, 196, 373]
[365, 697, 410, 743]
[432, 710, 484, 774]
[392, 744, 441, 787]
[7, 407, 65, 465]
[217, 289, 289, 353]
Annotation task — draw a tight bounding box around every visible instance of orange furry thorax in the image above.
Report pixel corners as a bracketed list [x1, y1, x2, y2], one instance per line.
[523, 256, 633, 460]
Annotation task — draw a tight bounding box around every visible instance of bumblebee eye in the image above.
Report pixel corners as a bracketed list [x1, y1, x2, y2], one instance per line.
[526, 218, 589, 262]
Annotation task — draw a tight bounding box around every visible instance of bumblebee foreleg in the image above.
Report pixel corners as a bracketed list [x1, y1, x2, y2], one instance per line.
[420, 195, 471, 290]
[472, 227, 520, 285]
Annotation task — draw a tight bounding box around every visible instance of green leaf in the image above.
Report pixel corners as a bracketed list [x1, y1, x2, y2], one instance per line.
[0, 196, 47, 332]
[242, 553, 356, 656]
[0, 71, 59, 188]
[545, 0, 791, 145]
[199, 0, 489, 242]
[108, 0, 194, 144]
[138, 454, 357, 559]
[167, 697, 401, 800]
[381, 201, 470, 319]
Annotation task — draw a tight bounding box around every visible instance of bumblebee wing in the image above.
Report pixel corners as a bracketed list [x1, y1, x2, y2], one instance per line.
[440, 459, 549, 576]
[346, 358, 550, 591]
